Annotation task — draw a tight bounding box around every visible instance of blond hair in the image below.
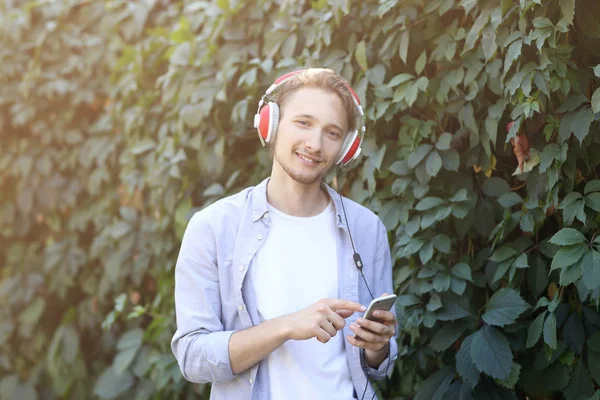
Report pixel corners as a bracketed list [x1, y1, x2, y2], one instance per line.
[268, 68, 358, 135]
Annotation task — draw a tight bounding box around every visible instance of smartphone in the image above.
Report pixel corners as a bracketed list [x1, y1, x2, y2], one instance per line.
[363, 294, 397, 323]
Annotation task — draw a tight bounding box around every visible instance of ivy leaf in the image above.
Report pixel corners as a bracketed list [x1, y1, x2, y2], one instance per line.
[355, 40, 368, 72]
[544, 313, 557, 349]
[582, 251, 600, 291]
[526, 311, 546, 348]
[456, 333, 480, 389]
[482, 288, 529, 327]
[550, 244, 587, 271]
[563, 361, 594, 400]
[399, 30, 409, 64]
[497, 192, 523, 208]
[451, 263, 473, 281]
[592, 88, 600, 114]
[470, 325, 513, 381]
[415, 50, 427, 75]
[94, 367, 135, 399]
[563, 313, 585, 354]
[489, 246, 518, 263]
[407, 144, 433, 168]
[549, 228, 587, 246]
[425, 151, 443, 177]
[482, 177, 510, 198]
[430, 322, 466, 352]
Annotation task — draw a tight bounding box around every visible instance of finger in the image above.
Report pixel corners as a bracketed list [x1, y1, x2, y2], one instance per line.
[316, 328, 332, 344]
[346, 334, 386, 352]
[327, 311, 347, 330]
[380, 293, 389, 297]
[356, 318, 389, 336]
[320, 319, 338, 337]
[349, 323, 387, 344]
[336, 309, 355, 319]
[328, 299, 366, 312]
[369, 310, 397, 325]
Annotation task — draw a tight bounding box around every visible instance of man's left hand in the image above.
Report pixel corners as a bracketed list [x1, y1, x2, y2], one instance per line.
[346, 293, 396, 368]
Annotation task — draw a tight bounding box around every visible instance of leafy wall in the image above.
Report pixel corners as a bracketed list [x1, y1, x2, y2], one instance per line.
[2, 0, 600, 399]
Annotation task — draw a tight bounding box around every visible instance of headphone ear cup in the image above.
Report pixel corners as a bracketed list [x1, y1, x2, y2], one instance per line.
[258, 102, 280, 143]
[337, 130, 359, 165]
[268, 102, 280, 143]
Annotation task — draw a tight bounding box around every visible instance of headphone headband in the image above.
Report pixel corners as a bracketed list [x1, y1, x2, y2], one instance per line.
[253, 69, 365, 166]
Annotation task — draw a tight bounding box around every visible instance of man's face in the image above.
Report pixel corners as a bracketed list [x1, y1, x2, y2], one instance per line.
[272, 87, 348, 186]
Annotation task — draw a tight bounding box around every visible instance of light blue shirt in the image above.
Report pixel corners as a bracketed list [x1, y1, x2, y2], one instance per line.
[171, 178, 398, 400]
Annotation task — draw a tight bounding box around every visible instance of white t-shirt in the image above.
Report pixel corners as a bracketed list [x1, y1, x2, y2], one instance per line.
[250, 201, 355, 400]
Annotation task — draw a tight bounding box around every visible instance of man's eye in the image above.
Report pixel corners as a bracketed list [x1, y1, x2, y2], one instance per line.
[297, 120, 309, 126]
[327, 131, 340, 137]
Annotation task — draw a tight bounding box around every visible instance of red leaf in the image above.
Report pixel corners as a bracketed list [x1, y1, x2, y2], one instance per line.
[510, 133, 530, 173]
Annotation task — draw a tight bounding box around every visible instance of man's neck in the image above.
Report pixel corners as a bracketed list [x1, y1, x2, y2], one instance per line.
[266, 167, 330, 218]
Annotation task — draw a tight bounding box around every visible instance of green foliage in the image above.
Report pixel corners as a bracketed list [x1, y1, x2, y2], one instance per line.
[3, 0, 600, 398]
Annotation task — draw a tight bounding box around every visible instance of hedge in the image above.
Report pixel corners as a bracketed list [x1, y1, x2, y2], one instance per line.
[2, 0, 600, 398]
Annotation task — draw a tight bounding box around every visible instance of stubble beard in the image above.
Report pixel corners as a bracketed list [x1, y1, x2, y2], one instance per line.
[274, 148, 329, 185]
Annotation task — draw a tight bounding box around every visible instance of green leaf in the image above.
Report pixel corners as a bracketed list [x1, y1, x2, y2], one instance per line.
[430, 322, 466, 352]
[496, 362, 521, 389]
[482, 177, 510, 198]
[563, 313, 585, 354]
[415, 197, 446, 211]
[355, 40, 368, 72]
[563, 361, 594, 400]
[586, 193, 600, 212]
[526, 312, 546, 348]
[471, 325, 513, 381]
[415, 50, 427, 75]
[113, 347, 139, 374]
[595, 65, 600, 78]
[456, 333, 481, 389]
[451, 263, 473, 281]
[544, 313, 557, 349]
[489, 246, 518, 262]
[560, 259, 583, 286]
[482, 288, 529, 327]
[432, 234, 451, 253]
[528, 254, 549, 296]
[551, 244, 587, 271]
[589, 331, 600, 352]
[94, 367, 134, 399]
[117, 329, 143, 351]
[388, 73, 414, 87]
[497, 192, 523, 207]
[592, 88, 600, 114]
[399, 30, 409, 64]
[397, 294, 421, 307]
[549, 228, 587, 246]
[425, 151, 443, 177]
[414, 366, 454, 400]
[435, 132, 453, 151]
[585, 180, 600, 194]
[407, 144, 433, 168]
[582, 251, 600, 291]
[559, 0, 575, 25]
[589, 350, 600, 388]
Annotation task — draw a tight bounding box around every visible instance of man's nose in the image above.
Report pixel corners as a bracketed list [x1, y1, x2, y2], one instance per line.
[304, 128, 323, 152]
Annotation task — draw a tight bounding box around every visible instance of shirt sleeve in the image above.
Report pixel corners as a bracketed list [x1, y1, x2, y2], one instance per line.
[171, 210, 236, 384]
[361, 220, 399, 380]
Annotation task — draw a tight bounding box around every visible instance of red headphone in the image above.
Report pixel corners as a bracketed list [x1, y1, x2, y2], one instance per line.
[253, 69, 365, 166]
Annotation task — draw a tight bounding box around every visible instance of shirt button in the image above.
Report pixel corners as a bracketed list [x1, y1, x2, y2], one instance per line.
[249, 378, 254, 385]
[256, 234, 263, 240]
[238, 304, 244, 311]
[239, 265, 245, 271]
[263, 212, 269, 219]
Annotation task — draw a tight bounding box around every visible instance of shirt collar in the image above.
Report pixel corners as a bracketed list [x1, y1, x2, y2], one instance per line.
[251, 177, 346, 229]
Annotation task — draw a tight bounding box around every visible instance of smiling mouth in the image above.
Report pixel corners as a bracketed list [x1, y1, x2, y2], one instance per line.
[296, 152, 321, 164]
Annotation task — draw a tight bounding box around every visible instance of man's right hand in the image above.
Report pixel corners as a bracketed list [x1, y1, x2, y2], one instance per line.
[279, 299, 366, 344]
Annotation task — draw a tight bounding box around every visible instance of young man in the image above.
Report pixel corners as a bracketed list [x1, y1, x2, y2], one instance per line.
[171, 68, 398, 400]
